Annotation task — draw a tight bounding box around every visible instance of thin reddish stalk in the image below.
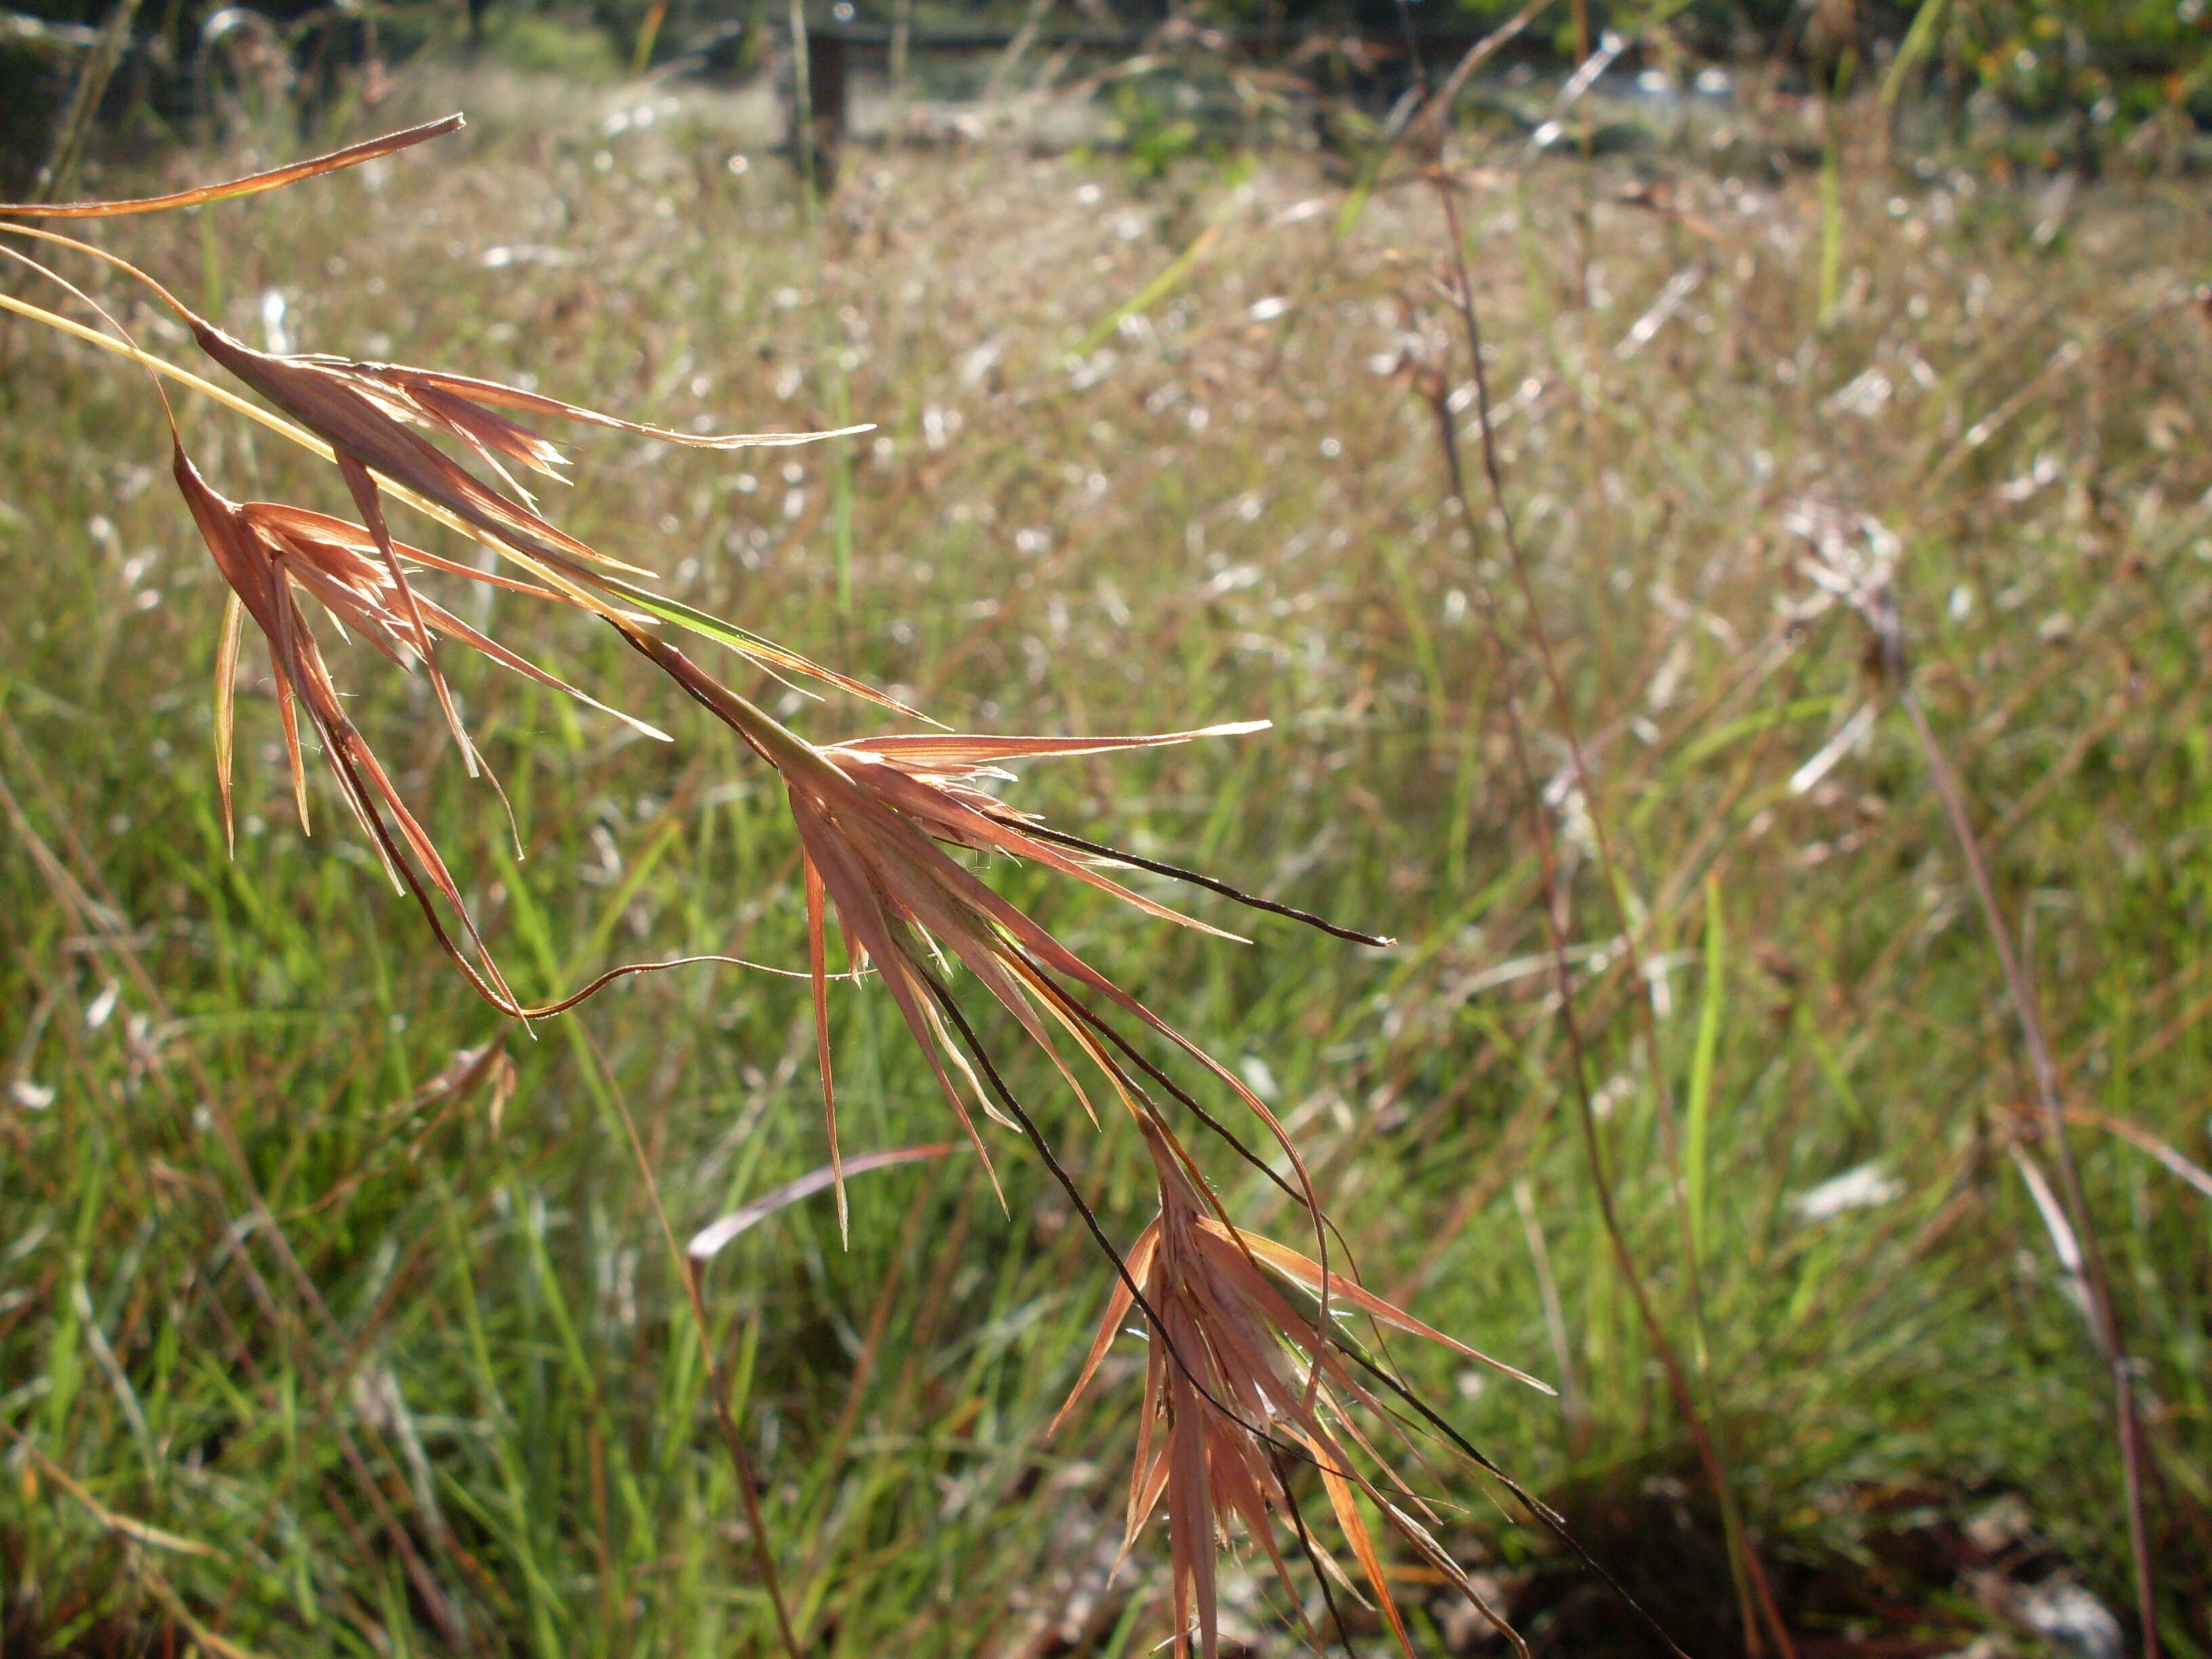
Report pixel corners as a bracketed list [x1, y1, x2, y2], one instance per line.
[1420, 174, 1794, 1659]
[1886, 653, 2159, 1655]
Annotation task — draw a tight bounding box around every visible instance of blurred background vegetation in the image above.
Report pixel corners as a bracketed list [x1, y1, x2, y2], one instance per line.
[5, 0, 2212, 1656]
[3, 0, 2209, 192]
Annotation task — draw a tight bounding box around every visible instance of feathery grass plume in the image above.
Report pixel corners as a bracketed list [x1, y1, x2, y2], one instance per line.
[1053, 1113, 1549, 1659]
[0, 232, 690, 1013]
[0, 233, 617, 1010]
[617, 628, 1380, 1233]
[177, 323, 906, 715]
[2, 120, 920, 1019]
[172, 447, 590, 1009]
[3, 118, 908, 715]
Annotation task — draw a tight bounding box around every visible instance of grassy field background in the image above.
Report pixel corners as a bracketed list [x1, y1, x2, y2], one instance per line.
[3, 66, 2212, 1657]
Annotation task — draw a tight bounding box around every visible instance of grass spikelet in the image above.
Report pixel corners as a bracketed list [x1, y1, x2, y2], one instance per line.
[618, 628, 1371, 1230]
[0, 208, 904, 717]
[180, 319, 905, 712]
[171, 443, 525, 1004]
[1054, 1114, 1546, 1659]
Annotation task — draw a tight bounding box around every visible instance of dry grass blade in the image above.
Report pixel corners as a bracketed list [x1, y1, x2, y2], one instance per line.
[0, 114, 466, 219]
[834, 724, 1266, 766]
[687, 1144, 954, 1264]
[2060, 1105, 2212, 1202]
[1406, 0, 1555, 157]
[212, 594, 245, 857]
[335, 359, 874, 461]
[2, 1424, 227, 1560]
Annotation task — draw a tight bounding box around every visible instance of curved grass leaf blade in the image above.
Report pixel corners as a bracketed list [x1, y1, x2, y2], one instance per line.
[0, 115, 464, 219]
